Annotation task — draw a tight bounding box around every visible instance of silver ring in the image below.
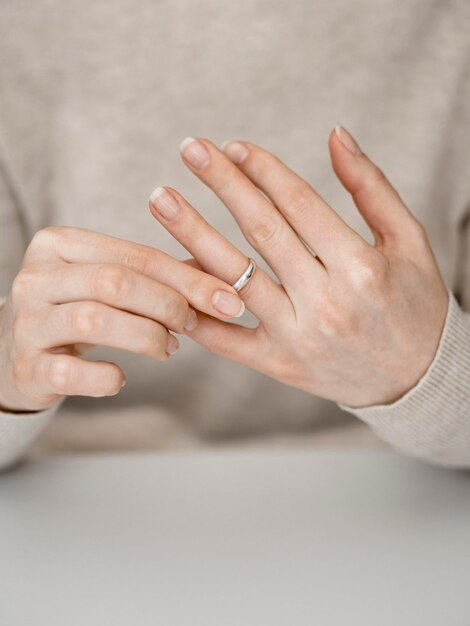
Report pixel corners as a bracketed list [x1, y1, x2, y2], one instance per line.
[231, 258, 256, 292]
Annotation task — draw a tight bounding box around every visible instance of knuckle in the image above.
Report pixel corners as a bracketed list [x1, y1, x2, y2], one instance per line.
[10, 269, 35, 303]
[208, 333, 234, 358]
[122, 247, 153, 276]
[11, 308, 32, 346]
[214, 163, 237, 195]
[12, 356, 38, 399]
[371, 164, 387, 184]
[47, 358, 72, 392]
[347, 251, 387, 291]
[29, 228, 54, 251]
[140, 322, 167, 358]
[316, 300, 357, 339]
[68, 302, 103, 335]
[284, 187, 312, 221]
[256, 158, 274, 180]
[247, 215, 284, 249]
[11, 354, 28, 388]
[409, 216, 428, 243]
[355, 165, 387, 196]
[93, 264, 131, 300]
[25, 226, 74, 262]
[186, 276, 208, 305]
[29, 226, 65, 250]
[162, 293, 189, 328]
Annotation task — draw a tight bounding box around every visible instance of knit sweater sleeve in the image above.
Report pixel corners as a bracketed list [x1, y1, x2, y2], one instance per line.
[339, 289, 470, 467]
[0, 404, 60, 471]
[0, 296, 61, 473]
[0, 157, 60, 471]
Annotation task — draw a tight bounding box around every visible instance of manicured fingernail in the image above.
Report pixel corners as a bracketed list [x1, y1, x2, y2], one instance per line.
[149, 186, 180, 220]
[166, 333, 179, 355]
[121, 379, 127, 388]
[179, 137, 210, 169]
[222, 141, 249, 164]
[212, 290, 245, 318]
[335, 125, 362, 155]
[184, 308, 198, 331]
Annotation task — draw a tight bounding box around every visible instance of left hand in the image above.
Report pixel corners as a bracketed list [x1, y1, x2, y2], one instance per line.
[149, 127, 449, 408]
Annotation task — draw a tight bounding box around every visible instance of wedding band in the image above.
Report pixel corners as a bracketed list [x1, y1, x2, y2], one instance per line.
[231, 258, 256, 292]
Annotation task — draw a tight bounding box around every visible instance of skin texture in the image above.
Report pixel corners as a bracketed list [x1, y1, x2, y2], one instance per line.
[0, 228, 243, 412]
[150, 127, 449, 408]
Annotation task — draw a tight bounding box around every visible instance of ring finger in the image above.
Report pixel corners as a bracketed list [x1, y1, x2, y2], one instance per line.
[149, 186, 293, 323]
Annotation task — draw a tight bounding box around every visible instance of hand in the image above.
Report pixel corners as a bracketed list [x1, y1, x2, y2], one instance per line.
[149, 127, 449, 408]
[0, 227, 244, 412]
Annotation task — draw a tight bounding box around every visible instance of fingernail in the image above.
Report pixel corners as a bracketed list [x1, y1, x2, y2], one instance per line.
[212, 290, 245, 318]
[335, 125, 362, 155]
[121, 378, 127, 388]
[179, 137, 210, 170]
[222, 141, 249, 164]
[149, 186, 180, 220]
[184, 308, 198, 331]
[166, 333, 179, 355]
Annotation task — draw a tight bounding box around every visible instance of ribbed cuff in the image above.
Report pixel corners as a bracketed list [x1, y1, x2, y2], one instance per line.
[0, 401, 62, 471]
[339, 290, 470, 466]
[0, 295, 63, 470]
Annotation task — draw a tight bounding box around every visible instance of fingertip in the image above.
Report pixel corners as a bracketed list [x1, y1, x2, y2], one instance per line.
[333, 125, 363, 156]
[179, 136, 196, 153]
[165, 333, 179, 356]
[179, 137, 211, 170]
[328, 125, 367, 188]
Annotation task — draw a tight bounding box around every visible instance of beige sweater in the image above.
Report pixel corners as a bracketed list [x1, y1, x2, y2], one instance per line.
[1, 0, 469, 469]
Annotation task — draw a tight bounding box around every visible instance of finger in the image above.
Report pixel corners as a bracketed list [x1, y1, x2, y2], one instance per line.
[23, 227, 244, 320]
[35, 263, 197, 333]
[35, 353, 126, 398]
[329, 126, 425, 250]
[149, 186, 292, 322]
[178, 137, 325, 289]
[222, 138, 365, 266]
[38, 301, 179, 360]
[187, 312, 267, 371]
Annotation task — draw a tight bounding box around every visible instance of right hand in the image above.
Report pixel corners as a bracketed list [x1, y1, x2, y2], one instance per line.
[0, 226, 245, 413]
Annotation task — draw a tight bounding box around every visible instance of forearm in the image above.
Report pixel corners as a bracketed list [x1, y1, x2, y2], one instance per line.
[340, 290, 470, 468]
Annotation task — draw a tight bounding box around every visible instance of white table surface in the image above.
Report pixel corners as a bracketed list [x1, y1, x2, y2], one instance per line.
[1, 449, 469, 626]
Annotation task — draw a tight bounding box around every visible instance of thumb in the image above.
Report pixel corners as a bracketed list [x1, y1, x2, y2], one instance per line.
[329, 125, 422, 249]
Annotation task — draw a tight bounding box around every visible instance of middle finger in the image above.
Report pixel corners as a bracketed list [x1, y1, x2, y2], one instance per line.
[178, 137, 326, 292]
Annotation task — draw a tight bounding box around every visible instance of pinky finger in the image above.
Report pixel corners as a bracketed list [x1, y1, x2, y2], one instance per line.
[36, 353, 126, 398]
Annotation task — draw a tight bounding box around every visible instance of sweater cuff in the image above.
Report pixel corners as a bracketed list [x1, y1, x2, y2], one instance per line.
[339, 290, 470, 466]
[0, 294, 62, 470]
[0, 402, 62, 471]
